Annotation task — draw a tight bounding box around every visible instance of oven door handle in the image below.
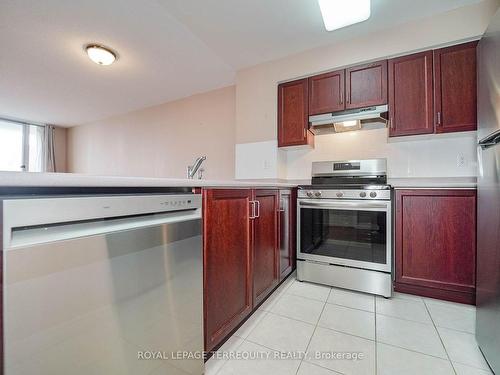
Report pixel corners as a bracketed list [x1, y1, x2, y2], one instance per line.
[298, 200, 389, 210]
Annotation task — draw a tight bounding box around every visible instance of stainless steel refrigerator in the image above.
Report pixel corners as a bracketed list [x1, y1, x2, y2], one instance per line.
[476, 8, 500, 374]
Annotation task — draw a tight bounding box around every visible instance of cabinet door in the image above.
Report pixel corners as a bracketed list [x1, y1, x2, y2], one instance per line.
[278, 189, 296, 280]
[308, 70, 345, 115]
[434, 42, 477, 133]
[203, 189, 253, 351]
[394, 189, 476, 304]
[388, 51, 434, 137]
[253, 189, 279, 306]
[278, 79, 313, 148]
[345, 60, 387, 109]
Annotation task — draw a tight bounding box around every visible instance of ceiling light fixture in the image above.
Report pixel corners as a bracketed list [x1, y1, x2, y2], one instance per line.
[318, 0, 371, 32]
[85, 44, 117, 66]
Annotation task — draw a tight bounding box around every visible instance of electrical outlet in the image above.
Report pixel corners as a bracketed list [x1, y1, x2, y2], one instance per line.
[263, 160, 270, 170]
[457, 153, 466, 168]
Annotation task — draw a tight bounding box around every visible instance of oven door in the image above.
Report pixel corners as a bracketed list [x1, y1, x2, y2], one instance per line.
[298, 198, 391, 273]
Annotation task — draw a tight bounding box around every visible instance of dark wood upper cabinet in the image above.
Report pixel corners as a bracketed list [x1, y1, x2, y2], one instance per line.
[434, 41, 478, 133]
[203, 189, 253, 351]
[253, 189, 279, 306]
[308, 70, 345, 115]
[394, 189, 477, 304]
[388, 51, 434, 137]
[345, 60, 388, 109]
[278, 42, 476, 146]
[278, 79, 314, 148]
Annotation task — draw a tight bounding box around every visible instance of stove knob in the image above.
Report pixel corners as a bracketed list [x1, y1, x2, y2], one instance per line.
[370, 192, 377, 198]
[336, 192, 344, 198]
[314, 191, 322, 198]
[306, 191, 314, 198]
[359, 192, 367, 198]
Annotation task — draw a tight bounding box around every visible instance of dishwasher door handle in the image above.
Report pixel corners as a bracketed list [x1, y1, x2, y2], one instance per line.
[8, 209, 201, 250]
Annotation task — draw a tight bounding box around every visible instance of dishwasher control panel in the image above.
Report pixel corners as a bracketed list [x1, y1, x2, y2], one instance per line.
[161, 196, 197, 209]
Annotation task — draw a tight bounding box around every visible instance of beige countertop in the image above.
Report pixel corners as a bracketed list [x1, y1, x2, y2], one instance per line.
[388, 177, 477, 189]
[0, 171, 299, 189]
[0, 172, 477, 190]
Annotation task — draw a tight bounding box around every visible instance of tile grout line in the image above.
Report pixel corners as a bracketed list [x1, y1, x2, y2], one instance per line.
[233, 310, 269, 340]
[423, 299, 457, 375]
[248, 284, 469, 373]
[220, 282, 472, 375]
[267, 304, 382, 343]
[376, 340, 454, 362]
[375, 308, 439, 327]
[243, 335, 341, 374]
[243, 302, 330, 373]
[294, 286, 333, 375]
[423, 300, 492, 373]
[301, 361, 345, 375]
[375, 311, 433, 326]
[211, 279, 300, 375]
[376, 294, 472, 361]
[245, 284, 481, 374]
[242, 337, 345, 374]
[209, 336, 245, 375]
[265, 309, 318, 327]
[323, 300, 377, 314]
[287, 291, 333, 303]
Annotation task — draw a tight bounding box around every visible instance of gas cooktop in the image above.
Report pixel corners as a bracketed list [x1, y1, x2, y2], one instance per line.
[298, 159, 392, 200]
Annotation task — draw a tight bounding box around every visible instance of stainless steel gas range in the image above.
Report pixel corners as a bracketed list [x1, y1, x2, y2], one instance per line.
[297, 158, 393, 297]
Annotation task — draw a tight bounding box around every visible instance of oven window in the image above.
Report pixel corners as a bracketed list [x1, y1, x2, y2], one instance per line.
[300, 208, 387, 264]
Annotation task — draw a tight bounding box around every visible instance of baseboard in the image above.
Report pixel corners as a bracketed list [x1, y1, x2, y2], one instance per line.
[394, 282, 475, 305]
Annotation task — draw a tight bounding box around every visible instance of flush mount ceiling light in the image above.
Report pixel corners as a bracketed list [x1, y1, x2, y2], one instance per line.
[85, 44, 117, 66]
[318, 0, 371, 31]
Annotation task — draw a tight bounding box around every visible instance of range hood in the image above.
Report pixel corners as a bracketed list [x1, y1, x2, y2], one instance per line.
[309, 105, 388, 134]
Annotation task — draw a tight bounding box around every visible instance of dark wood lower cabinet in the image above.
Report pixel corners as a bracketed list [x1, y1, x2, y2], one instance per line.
[394, 189, 477, 304]
[253, 190, 279, 306]
[203, 189, 254, 352]
[279, 189, 296, 280]
[203, 188, 295, 351]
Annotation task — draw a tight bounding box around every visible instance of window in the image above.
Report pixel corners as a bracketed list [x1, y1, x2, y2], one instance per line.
[0, 119, 45, 172]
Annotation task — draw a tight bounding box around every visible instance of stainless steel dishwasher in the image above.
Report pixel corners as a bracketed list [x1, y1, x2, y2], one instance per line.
[1, 193, 203, 375]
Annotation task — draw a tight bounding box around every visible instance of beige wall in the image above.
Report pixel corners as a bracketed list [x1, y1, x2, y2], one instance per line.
[235, 0, 497, 144]
[67, 86, 235, 179]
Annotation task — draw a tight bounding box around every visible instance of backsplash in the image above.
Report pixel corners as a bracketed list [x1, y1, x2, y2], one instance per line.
[285, 129, 477, 179]
[235, 129, 477, 180]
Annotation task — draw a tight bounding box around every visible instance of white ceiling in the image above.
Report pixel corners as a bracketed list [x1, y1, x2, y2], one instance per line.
[0, 0, 483, 126]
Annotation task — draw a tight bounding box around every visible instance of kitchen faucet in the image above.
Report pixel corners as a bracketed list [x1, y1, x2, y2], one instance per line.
[187, 156, 206, 179]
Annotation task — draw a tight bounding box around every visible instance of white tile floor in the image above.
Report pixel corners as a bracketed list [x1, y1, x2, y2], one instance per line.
[205, 275, 493, 375]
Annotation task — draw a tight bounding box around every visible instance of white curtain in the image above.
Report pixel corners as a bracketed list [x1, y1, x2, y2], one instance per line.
[43, 125, 56, 172]
[27, 125, 44, 172]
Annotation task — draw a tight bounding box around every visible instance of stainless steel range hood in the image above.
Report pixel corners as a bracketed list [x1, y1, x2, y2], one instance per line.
[309, 105, 388, 134]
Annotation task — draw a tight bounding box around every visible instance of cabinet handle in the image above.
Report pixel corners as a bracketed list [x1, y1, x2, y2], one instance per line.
[340, 90, 343, 105]
[278, 198, 285, 212]
[437, 111, 442, 125]
[249, 201, 256, 219]
[255, 200, 260, 218]
[389, 117, 394, 129]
